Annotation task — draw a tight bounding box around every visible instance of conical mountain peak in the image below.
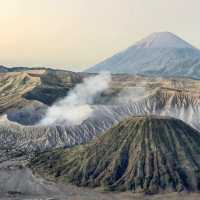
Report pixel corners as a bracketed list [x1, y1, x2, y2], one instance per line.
[87, 31, 200, 77]
[135, 32, 195, 49]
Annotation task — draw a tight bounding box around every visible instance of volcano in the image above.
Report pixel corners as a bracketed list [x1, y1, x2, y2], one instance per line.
[87, 32, 200, 79]
[31, 116, 200, 194]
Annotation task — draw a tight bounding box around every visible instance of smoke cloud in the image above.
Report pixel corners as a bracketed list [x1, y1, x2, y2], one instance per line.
[39, 72, 111, 126]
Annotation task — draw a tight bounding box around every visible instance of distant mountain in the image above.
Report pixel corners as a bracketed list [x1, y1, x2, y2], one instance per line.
[0, 66, 53, 73]
[87, 32, 200, 79]
[0, 65, 8, 72]
[31, 116, 200, 194]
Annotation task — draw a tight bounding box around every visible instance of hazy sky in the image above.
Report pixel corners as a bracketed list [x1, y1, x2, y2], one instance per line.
[0, 0, 200, 71]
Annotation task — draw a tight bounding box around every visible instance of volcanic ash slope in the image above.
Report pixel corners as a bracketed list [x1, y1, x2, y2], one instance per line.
[30, 116, 200, 194]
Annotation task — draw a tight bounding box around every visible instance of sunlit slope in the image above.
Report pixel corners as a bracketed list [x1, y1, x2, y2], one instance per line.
[0, 72, 41, 114]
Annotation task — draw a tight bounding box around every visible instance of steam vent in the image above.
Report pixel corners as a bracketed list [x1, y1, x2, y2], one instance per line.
[31, 116, 200, 194]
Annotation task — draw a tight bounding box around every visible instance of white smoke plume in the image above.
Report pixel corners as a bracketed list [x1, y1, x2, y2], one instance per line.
[39, 72, 111, 126]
